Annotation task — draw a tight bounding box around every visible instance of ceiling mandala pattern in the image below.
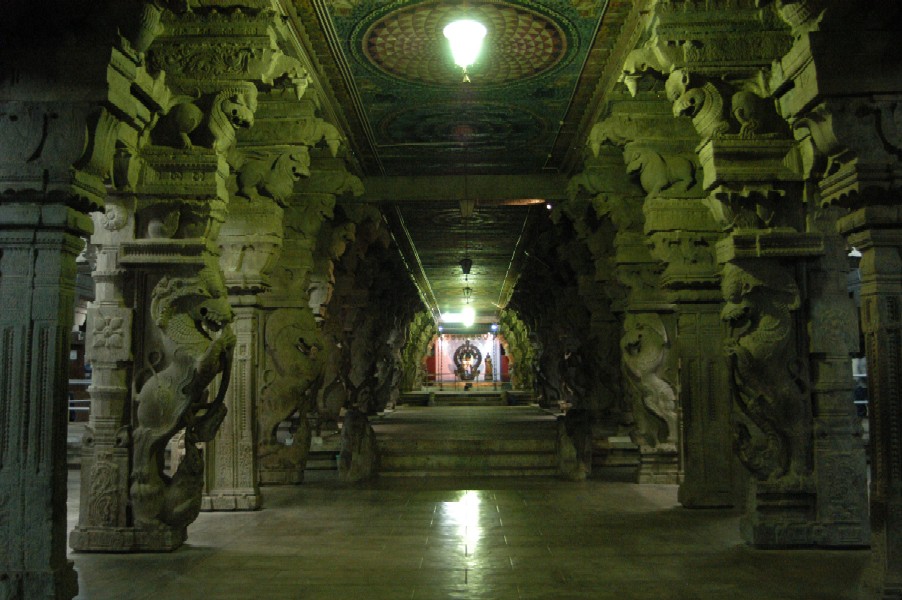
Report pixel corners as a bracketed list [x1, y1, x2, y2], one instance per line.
[362, 2, 567, 86]
[325, 0, 608, 175]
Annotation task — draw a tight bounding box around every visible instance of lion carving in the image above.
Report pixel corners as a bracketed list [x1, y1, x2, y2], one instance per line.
[237, 148, 310, 205]
[152, 83, 258, 154]
[623, 145, 695, 196]
[131, 265, 236, 530]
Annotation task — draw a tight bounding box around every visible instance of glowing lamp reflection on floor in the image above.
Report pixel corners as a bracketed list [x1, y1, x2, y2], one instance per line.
[442, 490, 483, 548]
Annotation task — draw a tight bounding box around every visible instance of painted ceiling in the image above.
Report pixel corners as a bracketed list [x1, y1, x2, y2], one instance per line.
[298, 0, 623, 329]
[321, 0, 610, 175]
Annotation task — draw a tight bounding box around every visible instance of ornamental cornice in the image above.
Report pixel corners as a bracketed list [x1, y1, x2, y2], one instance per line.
[715, 228, 824, 262]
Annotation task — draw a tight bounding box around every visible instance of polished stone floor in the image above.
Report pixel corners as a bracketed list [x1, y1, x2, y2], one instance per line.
[67, 471, 869, 600]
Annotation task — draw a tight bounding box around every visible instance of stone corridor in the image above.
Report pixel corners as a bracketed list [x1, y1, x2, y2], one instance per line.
[67, 472, 868, 600]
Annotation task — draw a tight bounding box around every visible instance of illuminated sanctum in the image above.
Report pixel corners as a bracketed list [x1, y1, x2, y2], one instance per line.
[1, 1, 901, 598]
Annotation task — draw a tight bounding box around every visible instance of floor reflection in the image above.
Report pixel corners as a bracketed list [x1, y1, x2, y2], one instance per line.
[441, 489, 483, 555]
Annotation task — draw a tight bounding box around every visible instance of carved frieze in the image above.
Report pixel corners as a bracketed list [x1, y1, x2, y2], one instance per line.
[218, 195, 284, 292]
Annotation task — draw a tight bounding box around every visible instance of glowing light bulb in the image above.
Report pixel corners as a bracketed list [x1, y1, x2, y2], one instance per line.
[444, 20, 487, 81]
[462, 305, 475, 327]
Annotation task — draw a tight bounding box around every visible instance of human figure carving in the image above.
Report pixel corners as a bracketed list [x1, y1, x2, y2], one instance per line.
[621, 313, 677, 449]
[130, 266, 236, 529]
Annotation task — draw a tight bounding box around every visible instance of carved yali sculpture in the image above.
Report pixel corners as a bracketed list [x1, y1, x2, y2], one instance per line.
[721, 261, 805, 482]
[236, 148, 310, 205]
[621, 313, 677, 450]
[258, 308, 324, 467]
[623, 145, 695, 197]
[152, 83, 258, 153]
[453, 340, 482, 381]
[131, 266, 236, 530]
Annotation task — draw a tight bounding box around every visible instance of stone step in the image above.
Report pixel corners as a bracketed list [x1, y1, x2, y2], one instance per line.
[430, 394, 506, 406]
[380, 451, 557, 471]
[379, 466, 559, 478]
[373, 405, 560, 478]
[380, 437, 556, 453]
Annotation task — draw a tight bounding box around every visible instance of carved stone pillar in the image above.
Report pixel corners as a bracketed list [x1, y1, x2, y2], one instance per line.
[0, 200, 86, 600]
[1, 19, 126, 582]
[645, 198, 737, 507]
[590, 102, 696, 485]
[768, 1, 902, 587]
[257, 156, 361, 484]
[203, 195, 286, 511]
[201, 85, 310, 509]
[839, 206, 902, 595]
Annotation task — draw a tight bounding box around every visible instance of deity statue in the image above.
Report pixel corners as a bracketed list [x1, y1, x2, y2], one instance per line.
[484, 355, 494, 381]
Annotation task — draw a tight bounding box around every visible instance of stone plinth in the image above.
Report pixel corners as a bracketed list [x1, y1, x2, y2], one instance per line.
[637, 447, 679, 484]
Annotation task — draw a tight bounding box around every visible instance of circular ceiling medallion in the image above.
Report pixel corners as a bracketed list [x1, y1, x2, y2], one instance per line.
[362, 1, 568, 86]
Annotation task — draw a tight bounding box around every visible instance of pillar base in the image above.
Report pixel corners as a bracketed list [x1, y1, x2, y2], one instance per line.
[637, 446, 679, 484]
[741, 480, 869, 547]
[678, 482, 735, 508]
[201, 491, 262, 511]
[69, 526, 186, 553]
[0, 563, 78, 600]
[259, 469, 304, 485]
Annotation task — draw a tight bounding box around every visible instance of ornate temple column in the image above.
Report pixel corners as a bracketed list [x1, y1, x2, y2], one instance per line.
[257, 155, 362, 485]
[201, 84, 314, 510]
[0, 81, 112, 600]
[839, 207, 902, 597]
[645, 198, 737, 507]
[598, 94, 739, 505]
[0, 201, 88, 599]
[588, 102, 690, 485]
[620, 0, 868, 545]
[624, 2, 867, 546]
[766, 1, 902, 585]
[70, 0, 322, 549]
[768, 2, 902, 566]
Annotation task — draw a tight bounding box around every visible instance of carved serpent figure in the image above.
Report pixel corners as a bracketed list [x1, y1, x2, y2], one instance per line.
[131, 266, 236, 529]
[621, 313, 677, 449]
[721, 261, 802, 481]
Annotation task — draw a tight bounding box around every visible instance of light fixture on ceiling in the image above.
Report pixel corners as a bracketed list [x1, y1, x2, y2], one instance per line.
[443, 19, 487, 83]
[462, 286, 475, 327]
